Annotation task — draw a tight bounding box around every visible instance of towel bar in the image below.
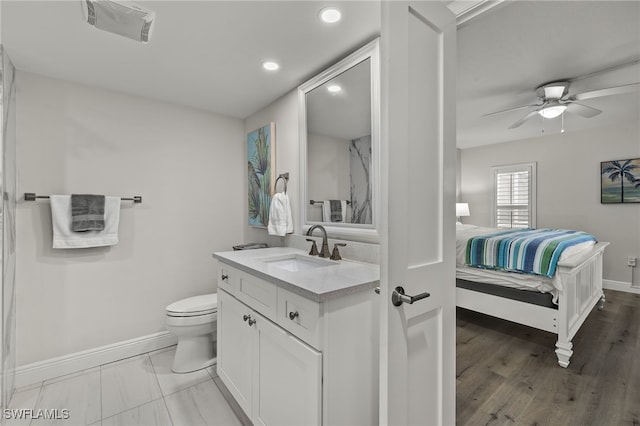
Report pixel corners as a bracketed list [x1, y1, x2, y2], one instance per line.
[310, 199, 351, 205]
[24, 193, 142, 203]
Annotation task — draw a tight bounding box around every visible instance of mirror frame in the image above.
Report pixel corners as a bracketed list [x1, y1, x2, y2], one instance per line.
[298, 38, 380, 242]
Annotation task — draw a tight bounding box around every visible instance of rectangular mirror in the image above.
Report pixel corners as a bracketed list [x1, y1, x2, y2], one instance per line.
[299, 39, 380, 242]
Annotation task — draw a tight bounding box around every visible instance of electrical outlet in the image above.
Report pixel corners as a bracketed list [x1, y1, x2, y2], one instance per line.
[628, 256, 637, 267]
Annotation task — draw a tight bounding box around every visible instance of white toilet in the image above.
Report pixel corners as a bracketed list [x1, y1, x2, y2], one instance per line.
[165, 293, 218, 373]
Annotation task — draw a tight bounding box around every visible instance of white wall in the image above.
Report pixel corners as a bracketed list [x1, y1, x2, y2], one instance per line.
[16, 72, 245, 365]
[242, 90, 299, 246]
[459, 120, 640, 286]
[307, 133, 350, 222]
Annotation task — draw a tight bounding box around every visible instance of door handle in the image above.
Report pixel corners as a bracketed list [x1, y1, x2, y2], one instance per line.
[392, 286, 430, 307]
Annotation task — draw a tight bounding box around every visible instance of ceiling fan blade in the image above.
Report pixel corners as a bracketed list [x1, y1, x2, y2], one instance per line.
[566, 102, 602, 118]
[572, 82, 640, 101]
[508, 110, 539, 129]
[570, 59, 640, 82]
[483, 104, 541, 117]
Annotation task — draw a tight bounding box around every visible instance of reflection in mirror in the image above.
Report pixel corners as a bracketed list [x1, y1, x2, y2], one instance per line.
[299, 38, 379, 241]
[306, 58, 372, 224]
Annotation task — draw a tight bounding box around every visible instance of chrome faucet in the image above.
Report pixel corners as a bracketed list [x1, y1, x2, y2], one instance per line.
[306, 225, 330, 258]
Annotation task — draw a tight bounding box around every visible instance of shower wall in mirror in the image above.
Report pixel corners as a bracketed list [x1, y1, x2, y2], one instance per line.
[0, 45, 17, 408]
[349, 135, 372, 224]
[306, 132, 372, 224]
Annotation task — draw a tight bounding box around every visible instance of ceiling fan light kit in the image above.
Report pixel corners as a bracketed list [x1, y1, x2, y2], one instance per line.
[538, 103, 567, 119]
[483, 59, 640, 132]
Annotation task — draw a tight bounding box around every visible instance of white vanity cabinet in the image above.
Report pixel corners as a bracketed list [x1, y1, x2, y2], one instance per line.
[218, 290, 322, 426]
[216, 288, 253, 415]
[215, 254, 379, 426]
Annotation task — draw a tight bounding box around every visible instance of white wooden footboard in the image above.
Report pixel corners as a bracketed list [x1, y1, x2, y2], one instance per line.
[554, 241, 609, 367]
[456, 242, 609, 368]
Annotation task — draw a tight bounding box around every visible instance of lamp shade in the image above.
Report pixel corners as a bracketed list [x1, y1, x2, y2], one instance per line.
[456, 203, 470, 217]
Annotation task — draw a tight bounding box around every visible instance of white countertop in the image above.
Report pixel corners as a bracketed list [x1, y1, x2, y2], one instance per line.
[212, 247, 380, 302]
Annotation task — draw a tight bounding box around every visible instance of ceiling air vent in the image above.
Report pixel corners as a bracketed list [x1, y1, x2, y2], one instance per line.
[82, 0, 155, 43]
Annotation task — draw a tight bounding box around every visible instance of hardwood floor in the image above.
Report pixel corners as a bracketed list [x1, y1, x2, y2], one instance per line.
[456, 289, 640, 426]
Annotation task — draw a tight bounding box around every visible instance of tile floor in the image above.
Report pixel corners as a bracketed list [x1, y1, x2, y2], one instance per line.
[4, 346, 244, 426]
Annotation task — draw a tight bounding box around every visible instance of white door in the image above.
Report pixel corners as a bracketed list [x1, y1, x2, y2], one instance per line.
[379, 1, 457, 425]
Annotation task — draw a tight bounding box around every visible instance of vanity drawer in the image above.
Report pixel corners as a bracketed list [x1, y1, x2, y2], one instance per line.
[237, 272, 277, 321]
[277, 287, 321, 349]
[218, 264, 239, 295]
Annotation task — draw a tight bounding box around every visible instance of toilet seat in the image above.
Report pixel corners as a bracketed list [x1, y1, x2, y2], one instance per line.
[166, 293, 218, 317]
[166, 311, 217, 327]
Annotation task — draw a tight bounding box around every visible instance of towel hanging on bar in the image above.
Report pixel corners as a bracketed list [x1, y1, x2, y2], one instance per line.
[50, 195, 122, 249]
[71, 194, 105, 232]
[24, 193, 142, 203]
[321, 200, 347, 223]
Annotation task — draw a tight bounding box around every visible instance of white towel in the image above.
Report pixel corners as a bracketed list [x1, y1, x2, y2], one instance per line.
[322, 200, 347, 222]
[322, 202, 331, 222]
[267, 192, 293, 236]
[51, 195, 121, 248]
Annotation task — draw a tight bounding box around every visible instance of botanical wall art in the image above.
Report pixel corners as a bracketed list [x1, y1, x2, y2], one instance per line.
[601, 158, 640, 203]
[247, 122, 276, 227]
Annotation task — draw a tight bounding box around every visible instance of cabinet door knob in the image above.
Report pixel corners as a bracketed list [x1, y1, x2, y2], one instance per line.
[243, 314, 250, 322]
[248, 318, 256, 326]
[221, 274, 229, 281]
[289, 311, 299, 320]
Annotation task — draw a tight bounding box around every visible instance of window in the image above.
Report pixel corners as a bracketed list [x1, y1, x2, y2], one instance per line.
[491, 162, 536, 229]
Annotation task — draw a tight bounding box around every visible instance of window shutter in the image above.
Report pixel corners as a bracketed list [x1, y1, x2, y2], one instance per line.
[492, 163, 536, 229]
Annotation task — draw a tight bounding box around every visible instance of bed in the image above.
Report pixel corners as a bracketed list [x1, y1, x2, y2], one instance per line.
[455, 224, 609, 368]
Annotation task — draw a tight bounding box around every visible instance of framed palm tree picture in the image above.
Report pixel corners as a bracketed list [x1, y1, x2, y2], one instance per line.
[601, 158, 640, 203]
[248, 122, 276, 227]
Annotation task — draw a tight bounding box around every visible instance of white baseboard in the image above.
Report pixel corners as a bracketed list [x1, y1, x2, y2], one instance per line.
[14, 331, 177, 389]
[603, 279, 640, 295]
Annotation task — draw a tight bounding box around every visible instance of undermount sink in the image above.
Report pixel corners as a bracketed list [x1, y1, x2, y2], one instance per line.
[261, 254, 334, 272]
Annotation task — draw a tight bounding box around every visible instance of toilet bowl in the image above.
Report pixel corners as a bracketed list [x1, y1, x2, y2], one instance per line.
[165, 293, 217, 373]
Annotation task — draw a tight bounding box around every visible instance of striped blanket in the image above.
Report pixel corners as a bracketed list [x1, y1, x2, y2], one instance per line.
[465, 228, 597, 277]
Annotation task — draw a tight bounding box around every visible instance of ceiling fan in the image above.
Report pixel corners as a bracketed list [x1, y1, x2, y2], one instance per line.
[484, 59, 640, 129]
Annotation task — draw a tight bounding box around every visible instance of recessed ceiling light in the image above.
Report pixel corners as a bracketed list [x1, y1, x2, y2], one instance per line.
[262, 61, 280, 71]
[319, 7, 341, 24]
[327, 84, 342, 93]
